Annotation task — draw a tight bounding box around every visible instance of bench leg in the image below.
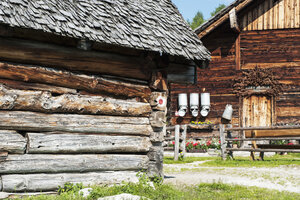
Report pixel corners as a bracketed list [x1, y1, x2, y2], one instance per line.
[250, 151, 256, 161]
[259, 152, 264, 161]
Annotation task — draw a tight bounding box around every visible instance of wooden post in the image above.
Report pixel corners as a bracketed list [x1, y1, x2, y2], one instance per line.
[226, 124, 234, 160]
[219, 124, 226, 160]
[180, 125, 187, 158]
[174, 125, 180, 161]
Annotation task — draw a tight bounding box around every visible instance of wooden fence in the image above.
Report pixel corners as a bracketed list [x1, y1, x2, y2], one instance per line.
[165, 125, 187, 161]
[219, 125, 300, 160]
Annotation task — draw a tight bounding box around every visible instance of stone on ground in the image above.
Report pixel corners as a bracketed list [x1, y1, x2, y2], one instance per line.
[79, 188, 93, 198]
[97, 193, 149, 200]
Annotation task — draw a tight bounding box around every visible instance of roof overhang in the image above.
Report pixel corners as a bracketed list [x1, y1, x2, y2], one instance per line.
[195, 0, 255, 39]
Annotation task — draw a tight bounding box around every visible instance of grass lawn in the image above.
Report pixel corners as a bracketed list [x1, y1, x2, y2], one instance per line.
[164, 153, 300, 167]
[22, 181, 300, 200]
[14, 154, 300, 200]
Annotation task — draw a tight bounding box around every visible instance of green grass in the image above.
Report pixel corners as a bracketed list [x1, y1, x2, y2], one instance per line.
[164, 153, 300, 167]
[163, 156, 218, 164]
[22, 182, 300, 200]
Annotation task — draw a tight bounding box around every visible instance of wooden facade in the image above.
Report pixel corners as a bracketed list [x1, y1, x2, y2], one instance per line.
[0, 0, 210, 193]
[170, 0, 300, 138]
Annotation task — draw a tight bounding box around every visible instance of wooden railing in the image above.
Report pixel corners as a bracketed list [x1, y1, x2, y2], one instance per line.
[219, 125, 300, 160]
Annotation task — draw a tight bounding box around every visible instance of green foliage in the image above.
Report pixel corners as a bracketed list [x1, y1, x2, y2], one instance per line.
[270, 140, 288, 145]
[189, 11, 205, 30]
[57, 182, 83, 194]
[210, 4, 226, 17]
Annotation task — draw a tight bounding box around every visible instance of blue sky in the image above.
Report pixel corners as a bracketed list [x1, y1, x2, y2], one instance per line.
[172, 0, 233, 21]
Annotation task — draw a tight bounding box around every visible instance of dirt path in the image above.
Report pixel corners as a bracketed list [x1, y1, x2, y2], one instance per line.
[164, 161, 300, 193]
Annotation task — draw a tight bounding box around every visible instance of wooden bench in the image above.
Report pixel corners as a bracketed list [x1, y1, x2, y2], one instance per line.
[219, 125, 300, 160]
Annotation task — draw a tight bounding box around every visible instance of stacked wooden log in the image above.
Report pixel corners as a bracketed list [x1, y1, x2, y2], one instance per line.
[0, 62, 165, 192]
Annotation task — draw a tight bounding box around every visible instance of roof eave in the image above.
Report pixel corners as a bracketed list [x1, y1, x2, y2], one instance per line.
[194, 0, 254, 38]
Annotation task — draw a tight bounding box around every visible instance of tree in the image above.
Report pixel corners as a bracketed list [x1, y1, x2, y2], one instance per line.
[189, 11, 205, 30]
[210, 4, 226, 17]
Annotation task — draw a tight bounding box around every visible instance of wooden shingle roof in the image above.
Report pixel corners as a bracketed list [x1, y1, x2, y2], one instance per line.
[0, 0, 210, 61]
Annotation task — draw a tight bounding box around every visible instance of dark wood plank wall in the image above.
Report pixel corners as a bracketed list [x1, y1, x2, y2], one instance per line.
[240, 29, 300, 125]
[170, 21, 240, 127]
[170, 15, 300, 130]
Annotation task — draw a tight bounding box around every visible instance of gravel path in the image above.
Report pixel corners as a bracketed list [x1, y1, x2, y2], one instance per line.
[164, 161, 300, 193]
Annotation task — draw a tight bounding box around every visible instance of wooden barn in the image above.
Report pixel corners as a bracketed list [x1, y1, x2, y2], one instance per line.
[0, 0, 210, 193]
[170, 0, 300, 138]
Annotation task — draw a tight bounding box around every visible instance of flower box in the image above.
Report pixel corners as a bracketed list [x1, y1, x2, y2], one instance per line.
[187, 149, 207, 153]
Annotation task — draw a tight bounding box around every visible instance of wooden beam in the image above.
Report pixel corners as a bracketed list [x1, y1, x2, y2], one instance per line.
[0, 84, 151, 117]
[0, 62, 151, 101]
[229, 8, 240, 32]
[0, 111, 152, 136]
[2, 172, 139, 192]
[227, 148, 300, 153]
[198, 0, 254, 38]
[0, 78, 77, 94]
[235, 34, 241, 70]
[0, 130, 26, 154]
[27, 133, 151, 154]
[0, 37, 148, 80]
[0, 154, 149, 174]
[226, 137, 300, 141]
[227, 125, 300, 131]
[245, 129, 300, 138]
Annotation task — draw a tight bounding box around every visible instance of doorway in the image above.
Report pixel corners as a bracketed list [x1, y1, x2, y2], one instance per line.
[242, 95, 272, 128]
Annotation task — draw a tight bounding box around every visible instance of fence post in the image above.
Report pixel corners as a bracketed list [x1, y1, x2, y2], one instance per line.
[180, 125, 187, 158]
[174, 125, 180, 161]
[219, 124, 226, 160]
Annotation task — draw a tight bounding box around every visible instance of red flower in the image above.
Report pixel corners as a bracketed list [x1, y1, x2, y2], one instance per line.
[206, 141, 211, 146]
[193, 143, 197, 147]
[186, 142, 190, 146]
[287, 142, 294, 145]
[172, 141, 175, 145]
[219, 141, 221, 144]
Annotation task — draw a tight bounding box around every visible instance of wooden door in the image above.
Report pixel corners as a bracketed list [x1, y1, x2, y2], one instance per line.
[242, 95, 272, 127]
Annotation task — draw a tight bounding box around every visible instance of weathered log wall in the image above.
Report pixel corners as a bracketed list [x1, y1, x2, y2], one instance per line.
[0, 130, 26, 154]
[27, 133, 151, 154]
[0, 154, 149, 174]
[0, 84, 151, 117]
[0, 38, 166, 192]
[0, 62, 151, 101]
[1, 172, 139, 192]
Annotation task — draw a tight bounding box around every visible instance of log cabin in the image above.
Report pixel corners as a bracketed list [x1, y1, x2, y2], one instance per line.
[0, 0, 210, 193]
[170, 0, 300, 139]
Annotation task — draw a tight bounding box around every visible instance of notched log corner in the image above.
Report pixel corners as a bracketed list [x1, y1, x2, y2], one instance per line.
[150, 111, 166, 128]
[150, 92, 167, 111]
